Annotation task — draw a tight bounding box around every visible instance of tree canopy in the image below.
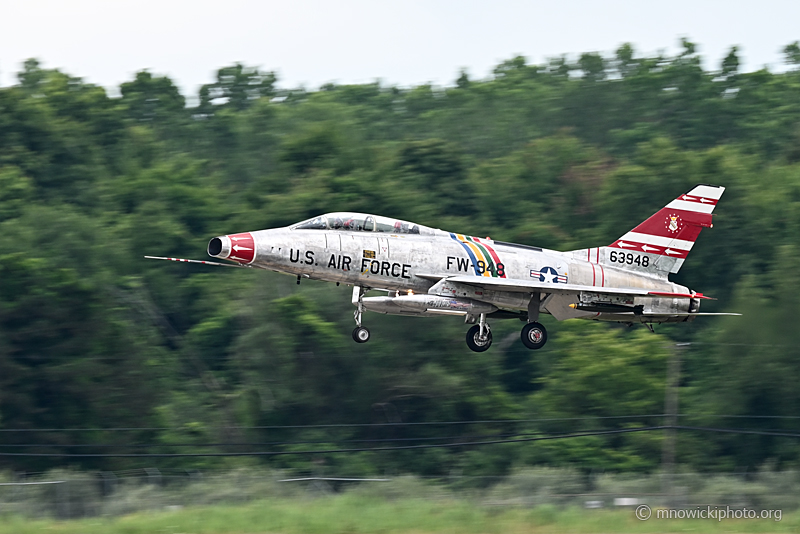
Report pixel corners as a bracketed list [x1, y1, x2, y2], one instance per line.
[2, 41, 800, 475]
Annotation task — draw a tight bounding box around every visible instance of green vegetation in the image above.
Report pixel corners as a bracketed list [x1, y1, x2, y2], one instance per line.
[1, 496, 798, 534]
[1, 41, 800, 476]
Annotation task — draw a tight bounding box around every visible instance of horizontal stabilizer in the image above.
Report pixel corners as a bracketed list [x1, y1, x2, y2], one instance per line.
[642, 312, 741, 316]
[647, 291, 713, 300]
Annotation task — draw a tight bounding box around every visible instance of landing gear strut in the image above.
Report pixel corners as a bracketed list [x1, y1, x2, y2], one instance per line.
[466, 313, 492, 352]
[352, 286, 370, 343]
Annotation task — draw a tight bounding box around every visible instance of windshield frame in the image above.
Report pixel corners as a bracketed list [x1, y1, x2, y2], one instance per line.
[292, 212, 432, 235]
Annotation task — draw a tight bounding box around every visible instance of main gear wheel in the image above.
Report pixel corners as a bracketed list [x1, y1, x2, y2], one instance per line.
[521, 322, 547, 350]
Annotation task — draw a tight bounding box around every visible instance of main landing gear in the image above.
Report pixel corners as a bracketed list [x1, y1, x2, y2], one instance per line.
[520, 293, 547, 350]
[464, 293, 548, 352]
[520, 292, 547, 350]
[521, 322, 547, 350]
[463, 316, 548, 352]
[352, 286, 370, 343]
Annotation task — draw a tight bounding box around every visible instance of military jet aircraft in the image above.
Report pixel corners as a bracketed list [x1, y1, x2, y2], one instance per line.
[147, 184, 738, 352]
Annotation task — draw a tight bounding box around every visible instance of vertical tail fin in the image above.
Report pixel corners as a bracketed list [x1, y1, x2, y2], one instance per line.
[609, 184, 724, 274]
[571, 185, 724, 276]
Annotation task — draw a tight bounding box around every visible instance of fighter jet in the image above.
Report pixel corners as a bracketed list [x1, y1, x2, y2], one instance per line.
[147, 184, 738, 352]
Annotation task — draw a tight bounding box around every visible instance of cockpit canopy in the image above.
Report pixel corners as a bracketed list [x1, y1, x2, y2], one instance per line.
[292, 213, 435, 235]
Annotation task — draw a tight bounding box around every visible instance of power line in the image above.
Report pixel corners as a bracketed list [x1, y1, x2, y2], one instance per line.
[0, 416, 663, 432]
[2, 414, 800, 433]
[0, 427, 664, 457]
[0, 431, 543, 448]
[677, 426, 800, 438]
[680, 415, 800, 419]
[3, 425, 800, 458]
[3, 424, 799, 451]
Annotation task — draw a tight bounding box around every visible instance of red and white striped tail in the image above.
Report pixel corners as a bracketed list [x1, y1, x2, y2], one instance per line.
[607, 184, 724, 274]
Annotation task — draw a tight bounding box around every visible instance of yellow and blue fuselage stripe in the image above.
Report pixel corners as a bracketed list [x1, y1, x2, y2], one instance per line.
[449, 233, 504, 277]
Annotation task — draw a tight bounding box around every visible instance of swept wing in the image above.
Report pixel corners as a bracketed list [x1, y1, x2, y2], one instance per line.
[419, 273, 711, 300]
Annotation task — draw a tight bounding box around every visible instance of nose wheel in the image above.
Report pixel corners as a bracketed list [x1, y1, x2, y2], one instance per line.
[521, 322, 547, 350]
[353, 326, 371, 343]
[466, 325, 493, 352]
[466, 313, 492, 352]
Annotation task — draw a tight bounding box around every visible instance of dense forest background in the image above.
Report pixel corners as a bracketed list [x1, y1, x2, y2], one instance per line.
[2, 39, 800, 476]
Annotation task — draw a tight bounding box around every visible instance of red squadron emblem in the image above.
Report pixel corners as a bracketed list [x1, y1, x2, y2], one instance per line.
[665, 214, 683, 234]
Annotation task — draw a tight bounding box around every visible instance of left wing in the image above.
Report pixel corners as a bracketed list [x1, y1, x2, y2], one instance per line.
[430, 274, 712, 300]
[419, 274, 736, 321]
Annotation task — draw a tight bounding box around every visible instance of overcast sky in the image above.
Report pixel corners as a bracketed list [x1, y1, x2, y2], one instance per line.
[2, 0, 798, 98]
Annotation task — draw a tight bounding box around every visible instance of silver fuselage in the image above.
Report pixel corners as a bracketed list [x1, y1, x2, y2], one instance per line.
[241, 227, 694, 323]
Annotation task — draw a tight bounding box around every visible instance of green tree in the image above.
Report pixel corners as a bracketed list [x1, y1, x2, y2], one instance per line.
[783, 41, 800, 66]
[721, 46, 740, 79]
[120, 70, 186, 122]
[0, 253, 164, 469]
[199, 63, 277, 113]
[686, 245, 800, 469]
[2, 43, 800, 475]
[579, 52, 606, 82]
[526, 323, 670, 470]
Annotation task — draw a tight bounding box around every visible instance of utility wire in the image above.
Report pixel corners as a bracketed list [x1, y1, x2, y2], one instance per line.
[3, 425, 800, 450]
[0, 431, 544, 448]
[0, 427, 665, 457]
[2, 414, 800, 433]
[0, 416, 662, 432]
[5, 425, 800, 458]
[677, 426, 800, 438]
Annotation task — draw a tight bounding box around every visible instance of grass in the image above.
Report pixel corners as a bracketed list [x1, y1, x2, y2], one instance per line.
[2, 494, 799, 534]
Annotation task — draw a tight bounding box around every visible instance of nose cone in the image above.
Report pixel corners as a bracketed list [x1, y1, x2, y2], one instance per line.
[208, 232, 256, 264]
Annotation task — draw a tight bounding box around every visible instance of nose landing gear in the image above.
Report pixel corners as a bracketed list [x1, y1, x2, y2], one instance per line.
[353, 326, 370, 343]
[466, 313, 492, 352]
[352, 286, 370, 343]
